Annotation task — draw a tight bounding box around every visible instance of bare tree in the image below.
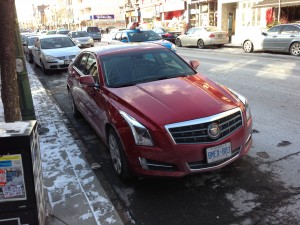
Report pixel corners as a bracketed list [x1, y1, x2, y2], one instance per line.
[0, 0, 22, 122]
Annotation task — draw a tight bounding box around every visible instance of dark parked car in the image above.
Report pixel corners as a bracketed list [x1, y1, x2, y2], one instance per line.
[242, 23, 300, 56]
[67, 43, 253, 179]
[153, 27, 182, 44]
[82, 26, 102, 41]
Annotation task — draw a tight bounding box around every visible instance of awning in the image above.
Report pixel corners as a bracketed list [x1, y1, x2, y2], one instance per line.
[164, 10, 183, 20]
[252, 0, 300, 8]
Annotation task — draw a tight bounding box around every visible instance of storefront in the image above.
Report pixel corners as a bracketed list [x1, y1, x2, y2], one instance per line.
[161, 0, 187, 31]
[189, 0, 218, 27]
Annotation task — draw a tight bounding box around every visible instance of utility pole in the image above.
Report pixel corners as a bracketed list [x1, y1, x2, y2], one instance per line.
[14, 3, 36, 120]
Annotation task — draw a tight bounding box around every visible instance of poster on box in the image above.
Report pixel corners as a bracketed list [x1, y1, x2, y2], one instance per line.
[0, 154, 26, 202]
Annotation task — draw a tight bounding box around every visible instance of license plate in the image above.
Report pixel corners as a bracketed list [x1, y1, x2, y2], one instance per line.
[206, 142, 231, 163]
[217, 34, 223, 38]
[64, 60, 71, 64]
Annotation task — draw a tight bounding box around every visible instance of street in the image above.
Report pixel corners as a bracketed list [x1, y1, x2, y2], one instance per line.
[32, 44, 300, 225]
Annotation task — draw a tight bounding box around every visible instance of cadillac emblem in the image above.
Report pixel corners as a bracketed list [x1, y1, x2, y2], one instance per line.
[207, 123, 221, 139]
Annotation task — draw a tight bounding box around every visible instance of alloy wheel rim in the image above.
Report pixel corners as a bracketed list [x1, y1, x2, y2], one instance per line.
[292, 43, 300, 55]
[198, 40, 204, 48]
[109, 134, 122, 174]
[244, 41, 251, 52]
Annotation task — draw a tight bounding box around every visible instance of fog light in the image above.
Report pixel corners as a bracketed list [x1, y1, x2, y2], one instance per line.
[139, 157, 149, 170]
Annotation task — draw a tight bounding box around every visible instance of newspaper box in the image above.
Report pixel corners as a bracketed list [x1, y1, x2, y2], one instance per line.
[0, 120, 45, 225]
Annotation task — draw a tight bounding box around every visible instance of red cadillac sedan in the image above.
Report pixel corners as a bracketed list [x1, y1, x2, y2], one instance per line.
[67, 43, 252, 179]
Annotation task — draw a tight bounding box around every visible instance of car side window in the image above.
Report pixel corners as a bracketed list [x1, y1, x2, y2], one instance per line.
[268, 26, 281, 34]
[280, 25, 295, 34]
[86, 55, 99, 84]
[293, 26, 300, 34]
[115, 32, 122, 40]
[186, 28, 194, 35]
[74, 53, 89, 74]
[121, 33, 128, 41]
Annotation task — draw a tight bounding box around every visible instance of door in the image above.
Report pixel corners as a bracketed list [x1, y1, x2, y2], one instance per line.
[275, 25, 299, 52]
[263, 25, 282, 50]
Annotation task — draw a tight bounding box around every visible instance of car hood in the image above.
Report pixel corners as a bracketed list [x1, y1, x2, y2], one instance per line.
[109, 75, 240, 126]
[41, 46, 81, 57]
[73, 37, 92, 41]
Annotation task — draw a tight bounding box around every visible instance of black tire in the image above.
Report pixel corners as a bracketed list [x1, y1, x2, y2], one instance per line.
[290, 42, 300, 56]
[217, 44, 224, 48]
[68, 90, 82, 118]
[108, 128, 131, 180]
[33, 59, 38, 68]
[41, 61, 50, 75]
[197, 39, 205, 49]
[243, 40, 254, 53]
[175, 38, 182, 47]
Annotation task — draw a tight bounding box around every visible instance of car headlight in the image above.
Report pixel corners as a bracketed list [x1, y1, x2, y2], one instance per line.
[44, 55, 58, 61]
[120, 111, 154, 146]
[228, 88, 251, 121]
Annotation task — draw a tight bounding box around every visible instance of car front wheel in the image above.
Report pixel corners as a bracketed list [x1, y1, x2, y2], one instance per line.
[290, 42, 300, 56]
[108, 129, 131, 180]
[175, 38, 182, 47]
[41, 61, 50, 75]
[243, 40, 254, 53]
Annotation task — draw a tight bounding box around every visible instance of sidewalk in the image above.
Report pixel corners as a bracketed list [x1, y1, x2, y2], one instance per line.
[0, 64, 124, 225]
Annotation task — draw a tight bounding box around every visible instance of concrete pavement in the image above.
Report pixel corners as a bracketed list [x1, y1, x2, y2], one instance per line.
[0, 63, 124, 225]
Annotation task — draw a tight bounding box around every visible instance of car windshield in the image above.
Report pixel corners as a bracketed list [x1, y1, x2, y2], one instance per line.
[101, 48, 196, 88]
[57, 30, 69, 34]
[127, 30, 162, 42]
[87, 27, 100, 32]
[28, 37, 37, 46]
[41, 37, 75, 49]
[72, 31, 89, 38]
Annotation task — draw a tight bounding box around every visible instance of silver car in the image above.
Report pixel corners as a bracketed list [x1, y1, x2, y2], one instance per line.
[175, 26, 229, 49]
[242, 23, 300, 56]
[68, 31, 94, 48]
[32, 34, 81, 74]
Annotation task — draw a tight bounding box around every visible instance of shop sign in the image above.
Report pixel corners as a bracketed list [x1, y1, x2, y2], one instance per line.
[90, 14, 115, 20]
[162, 0, 185, 12]
[0, 154, 26, 202]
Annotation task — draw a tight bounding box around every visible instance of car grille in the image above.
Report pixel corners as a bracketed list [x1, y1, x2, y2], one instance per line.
[165, 108, 243, 144]
[187, 146, 241, 170]
[57, 55, 76, 60]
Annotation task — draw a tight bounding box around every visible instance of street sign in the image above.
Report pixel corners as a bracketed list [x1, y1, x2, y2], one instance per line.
[90, 14, 115, 20]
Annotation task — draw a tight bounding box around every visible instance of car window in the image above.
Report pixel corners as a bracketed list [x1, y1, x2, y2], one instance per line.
[72, 31, 89, 38]
[268, 26, 281, 34]
[186, 28, 195, 35]
[74, 53, 89, 74]
[40, 37, 75, 49]
[128, 30, 161, 42]
[294, 26, 300, 34]
[115, 32, 122, 40]
[101, 49, 196, 88]
[28, 37, 38, 46]
[204, 26, 219, 32]
[86, 54, 99, 83]
[87, 27, 100, 32]
[280, 25, 296, 34]
[121, 33, 128, 41]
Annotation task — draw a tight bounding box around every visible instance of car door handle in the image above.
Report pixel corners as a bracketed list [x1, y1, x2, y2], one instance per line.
[290, 35, 295, 38]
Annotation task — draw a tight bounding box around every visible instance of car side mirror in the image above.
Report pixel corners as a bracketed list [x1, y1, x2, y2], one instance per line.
[189, 60, 200, 70]
[262, 31, 268, 36]
[79, 75, 98, 87]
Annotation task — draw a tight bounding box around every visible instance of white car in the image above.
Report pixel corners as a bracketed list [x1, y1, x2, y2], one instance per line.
[68, 31, 94, 48]
[175, 26, 229, 49]
[32, 34, 81, 74]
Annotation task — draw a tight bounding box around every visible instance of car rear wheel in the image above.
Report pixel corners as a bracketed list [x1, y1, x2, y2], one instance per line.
[108, 128, 131, 180]
[175, 38, 182, 47]
[243, 40, 253, 53]
[197, 39, 205, 49]
[68, 90, 82, 118]
[290, 42, 300, 56]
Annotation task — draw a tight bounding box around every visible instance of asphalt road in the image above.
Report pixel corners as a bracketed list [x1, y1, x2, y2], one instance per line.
[31, 44, 300, 225]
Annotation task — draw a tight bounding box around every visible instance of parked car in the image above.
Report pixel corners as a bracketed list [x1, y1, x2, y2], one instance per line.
[110, 29, 177, 52]
[82, 26, 102, 41]
[67, 43, 253, 179]
[242, 23, 300, 56]
[32, 34, 81, 74]
[23, 35, 39, 63]
[153, 27, 182, 44]
[56, 29, 70, 35]
[175, 26, 229, 48]
[68, 31, 94, 48]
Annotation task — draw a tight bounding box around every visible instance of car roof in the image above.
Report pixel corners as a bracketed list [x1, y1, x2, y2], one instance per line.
[81, 43, 167, 57]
